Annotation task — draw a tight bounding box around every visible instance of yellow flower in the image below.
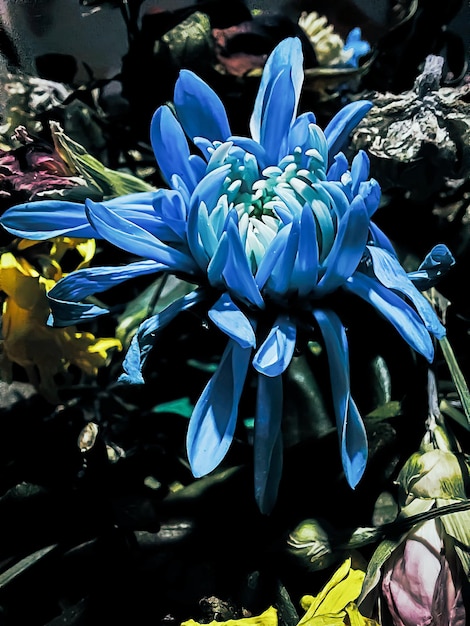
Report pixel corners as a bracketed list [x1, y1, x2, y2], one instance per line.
[298, 559, 379, 626]
[0, 237, 121, 403]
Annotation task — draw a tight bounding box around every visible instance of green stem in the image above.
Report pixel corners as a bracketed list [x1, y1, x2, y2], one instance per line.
[439, 336, 470, 429]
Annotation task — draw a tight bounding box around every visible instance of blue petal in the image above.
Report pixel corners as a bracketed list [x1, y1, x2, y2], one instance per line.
[326, 152, 349, 182]
[324, 101, 373, 164]
[250, 37, 303, 161]
[254, 373, 283, 514]
[252, 314, 296, 377]
[186, 339, 251, 476]
[209, 215, 264, 308]
[264, 219, 300, 297]
[227, 136, 268, 170]
[287, 111, 317, 162]
[47, 260, 164, 326]
[152, 189, 188, 242]
[174, 70, 231, 142]
[119, 289, 204, 384]
[350, 150, 370, 195]
[368, 222, 397, 255]
[290, 204, 319, 296]
[150, 106, 203, 191]
[344, 272, 435, 361]
[208, 293, 256, 348]
[0, 200, 96, 240]
[316, 195, 369, 295]
[85, 199, 197, 274]
[358, 179, 381, 217]
[255, 222, 292, 290]
[367, 246, 446, 339]
[407, 244, 455, 291]
[312, 309, 367, 488]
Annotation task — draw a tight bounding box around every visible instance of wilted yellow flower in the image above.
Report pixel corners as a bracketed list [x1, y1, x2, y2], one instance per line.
[298, 558, 379, 625]
[0, 237, 121, 402]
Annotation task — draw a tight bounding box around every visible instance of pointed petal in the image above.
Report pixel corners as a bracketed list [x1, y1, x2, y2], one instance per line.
[85, 199, 196, 274]
[174, 69, 231, 142]
[0, 200, 96, 240]
[324, 101, 373, 163]
[254, 374, 284, 514]
[291, 204, 319, 296]
[316, 195, 369, 294]
[208, 293, 256, 348]
[344, 272, 435, 361]
[119, 290, 204, 384]
[150, 106, 203, 190]
[252, 314, 296, 377]
[368, 246, 446, 339]
[47, 260, 163, 326]
[187, 339, 251, 476]
[250, 37, 303, 160]
[312, 308, 367, 488]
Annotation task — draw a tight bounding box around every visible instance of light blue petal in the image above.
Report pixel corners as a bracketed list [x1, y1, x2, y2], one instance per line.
[119, 289, 204, 384]
[344, 272, 435, 361]
[316, 195, 369, 295]
[312, 309, 367, 488]
[324, 101, 373, 164]
[208, 293, 256, 348]
[174, 69, 231, 142]
[47, 260, 164, 326]
[252, 314, 296, 377]
[0, 200, 96, 240]
[407, 244, 456, 291]
[250, 37, 303, 160]
[150, 106, 202, 191]
[186, 339, 251, 476]
[367, 246, 446, 339]
[85, 199, 197, 274]
[254, 373, 283, 514]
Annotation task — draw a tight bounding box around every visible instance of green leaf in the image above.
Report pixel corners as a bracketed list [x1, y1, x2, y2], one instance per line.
[439, 336, 470, 429]
[152, 397, 194, 418]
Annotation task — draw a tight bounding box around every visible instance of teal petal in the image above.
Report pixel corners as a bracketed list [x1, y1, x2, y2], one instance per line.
[85, 199, 197, 274]
[252, 314, 296, 377]
[174, 69, 231, 142]
[312, 308, 367, 489]
[254, 373, 283, 514]
[208, 293, 256, 348]
[47, 260, 163, 326]
[324, 101, 373, 164]
[119, 290, 204, 384]
[187, 339, 251, 476]
[344, 272, 435, 362]
[368, 246, 446, 339]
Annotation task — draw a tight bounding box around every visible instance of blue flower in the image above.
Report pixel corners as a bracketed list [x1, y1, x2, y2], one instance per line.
[0, 38, 449, 514]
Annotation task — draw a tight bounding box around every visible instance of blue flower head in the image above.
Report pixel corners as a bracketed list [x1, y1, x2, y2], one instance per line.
[0, 38, 449, 514]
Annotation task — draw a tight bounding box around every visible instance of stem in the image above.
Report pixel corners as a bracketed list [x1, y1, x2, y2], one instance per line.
[439, 336, 470, 429]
